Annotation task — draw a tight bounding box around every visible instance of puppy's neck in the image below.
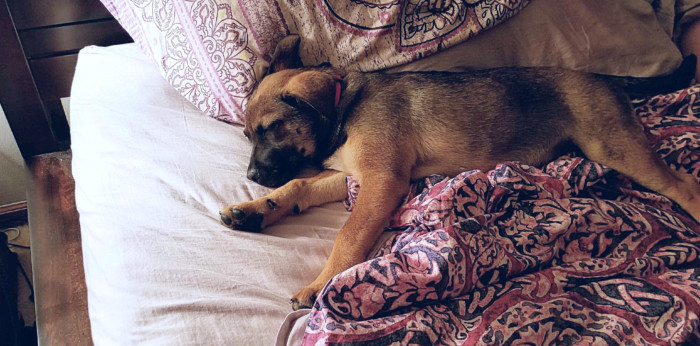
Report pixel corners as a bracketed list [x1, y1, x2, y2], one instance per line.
[316, 72, 366, 162]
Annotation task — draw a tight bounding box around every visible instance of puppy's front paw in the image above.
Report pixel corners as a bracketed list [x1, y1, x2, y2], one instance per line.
[219, 205, 264, 232]
[290, 284, 322, 311]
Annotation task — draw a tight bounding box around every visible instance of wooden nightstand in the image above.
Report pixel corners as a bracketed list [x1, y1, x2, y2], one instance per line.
[1, 0, 132, 158]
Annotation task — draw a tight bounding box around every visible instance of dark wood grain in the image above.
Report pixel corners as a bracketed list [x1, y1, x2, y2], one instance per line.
[45, 99, 72, 149]
[20, 19, 131, 59]
[27, 151, 92, 345]
[7, 0, 112, 30]
[30, 54, 80, 101]
[0, 0, 60, 159]
[3, 0, 129, 343]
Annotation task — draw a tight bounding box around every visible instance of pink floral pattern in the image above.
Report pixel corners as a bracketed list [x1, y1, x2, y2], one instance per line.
[102, 0, 273, 123]
[306, 87, 700, 344]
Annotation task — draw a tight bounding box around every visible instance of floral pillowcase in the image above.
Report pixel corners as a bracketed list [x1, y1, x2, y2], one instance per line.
[99, 0, 529, 125]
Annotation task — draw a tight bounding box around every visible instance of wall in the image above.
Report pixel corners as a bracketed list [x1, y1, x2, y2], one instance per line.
[0, 104, 28, 205]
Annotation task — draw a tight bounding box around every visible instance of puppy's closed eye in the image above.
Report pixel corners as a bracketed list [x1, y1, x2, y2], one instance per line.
[266, 120, 283, 133]
[256, 120, 285, 141]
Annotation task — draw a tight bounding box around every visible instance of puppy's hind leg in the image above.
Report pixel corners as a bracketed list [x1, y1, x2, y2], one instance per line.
[575, 126, 700, 222]
[219, 170, 348, 232]
[290, 172, 411, 310]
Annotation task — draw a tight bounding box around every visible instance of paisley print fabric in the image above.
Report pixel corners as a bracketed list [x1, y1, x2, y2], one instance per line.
[306, 86, 700, 345]
[101, 0, 272, 124]
[100, 0, 529, 124]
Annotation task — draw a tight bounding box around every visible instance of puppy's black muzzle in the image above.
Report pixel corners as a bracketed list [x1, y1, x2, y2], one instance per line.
[247, 145, 307, 188]
[246, 164, 293, 188]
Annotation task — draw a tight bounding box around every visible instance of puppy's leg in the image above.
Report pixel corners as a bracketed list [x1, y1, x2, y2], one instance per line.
[290, 173, 410, 310]
[219, 170, 348, 232]
[576, 127, 700, 222]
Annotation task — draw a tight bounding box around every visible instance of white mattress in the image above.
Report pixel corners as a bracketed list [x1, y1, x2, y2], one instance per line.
[71, 44, 347, 345]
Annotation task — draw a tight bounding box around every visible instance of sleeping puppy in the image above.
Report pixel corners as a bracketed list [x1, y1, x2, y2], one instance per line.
[220, 35, 700, 310]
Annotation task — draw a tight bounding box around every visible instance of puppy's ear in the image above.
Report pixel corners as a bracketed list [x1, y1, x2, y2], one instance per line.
[268, 35, 302, 74]
[281, 94, 333, 140]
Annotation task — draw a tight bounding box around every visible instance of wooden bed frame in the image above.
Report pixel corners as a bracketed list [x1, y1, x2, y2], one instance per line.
[0, 0, 131, 344]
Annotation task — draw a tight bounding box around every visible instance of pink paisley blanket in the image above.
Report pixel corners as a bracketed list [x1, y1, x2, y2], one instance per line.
[303, 86, 700, 345]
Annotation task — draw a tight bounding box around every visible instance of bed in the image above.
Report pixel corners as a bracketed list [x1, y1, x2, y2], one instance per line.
[71, 43, 353, 344]
[3, 0, 700, 345]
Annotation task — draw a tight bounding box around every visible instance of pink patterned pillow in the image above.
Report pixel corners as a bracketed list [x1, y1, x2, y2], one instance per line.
[100, 0, 529, 124]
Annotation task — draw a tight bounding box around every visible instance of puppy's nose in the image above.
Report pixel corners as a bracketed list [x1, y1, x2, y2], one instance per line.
[247, 168, 260, 182]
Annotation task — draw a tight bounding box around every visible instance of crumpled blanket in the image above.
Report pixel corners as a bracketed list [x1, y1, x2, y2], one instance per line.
[303, 86, 700, 345]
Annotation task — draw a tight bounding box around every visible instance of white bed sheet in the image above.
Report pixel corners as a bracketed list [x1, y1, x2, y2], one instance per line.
[71, 44, 347, 345]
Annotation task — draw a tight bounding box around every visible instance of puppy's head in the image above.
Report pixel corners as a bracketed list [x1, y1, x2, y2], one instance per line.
[244, 35, 340, 187]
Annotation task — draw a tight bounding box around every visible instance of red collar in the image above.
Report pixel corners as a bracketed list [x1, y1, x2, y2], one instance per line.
[332, 74, 342, 107]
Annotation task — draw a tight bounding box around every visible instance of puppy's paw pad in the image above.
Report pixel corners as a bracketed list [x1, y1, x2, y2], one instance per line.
[290, 297, 314, 311]
[291, 287, 319, 311]
[220, 207, 264, 232]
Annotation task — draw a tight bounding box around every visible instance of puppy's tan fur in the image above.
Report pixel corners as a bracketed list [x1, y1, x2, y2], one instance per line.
[221, 36, 700, 310]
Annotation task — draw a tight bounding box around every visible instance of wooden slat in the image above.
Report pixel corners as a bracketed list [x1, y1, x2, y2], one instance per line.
[7, 0, 112, 30]
[0, 201, 28, 227]
[0, 0, 59, 159]
[27, 151, 92, 345]
[20, 19, 131, 59]
[30, 54, 79, 101]
[0, 201, 27, 215]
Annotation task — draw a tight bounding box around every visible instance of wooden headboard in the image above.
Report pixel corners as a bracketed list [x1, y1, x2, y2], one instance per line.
[0, 0, 132, 160]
